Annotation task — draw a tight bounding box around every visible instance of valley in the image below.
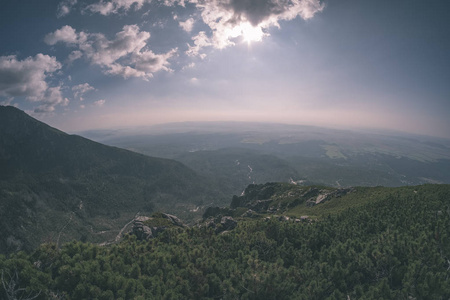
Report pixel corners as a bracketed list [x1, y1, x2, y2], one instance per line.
[1, 106, 450, 299]
[83, 121, 450, 192]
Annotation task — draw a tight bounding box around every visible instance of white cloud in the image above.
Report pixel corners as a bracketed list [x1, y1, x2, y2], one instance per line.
[34, 87, 70, 113]
[94, 99, 106, 107]
[45, 25, 177, 80]
[68, 0, 324, 57]
[162, 0, 186, 6]
[182, 62, 196, 70]
[72, 83, 96, 100]
[86, 0, 149, 15]
[0, 54, 67, 113]
[179, 18, 195, 32]
[186, 31, 211, 58]
[57, 0, 77, 18]
[195, 0, 324, 49]
[171, 0, 324, 55]
[68, 50, 83, 63]
[133, 48, 178, 73]
[45, 25, 79, 45]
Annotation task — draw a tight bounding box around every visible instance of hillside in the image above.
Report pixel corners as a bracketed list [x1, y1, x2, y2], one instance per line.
[175, 148, 301, 198]
[0, 106, 223, 253]
[1, 184, 449, 299]
[89, 122, 450, 187]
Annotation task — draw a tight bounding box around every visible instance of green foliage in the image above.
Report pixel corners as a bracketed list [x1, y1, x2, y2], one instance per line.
[142, 213, 176, 228]
[176, 148, 300, 200]
[1, 184, 449, 299]
[0, 106, 225, 254]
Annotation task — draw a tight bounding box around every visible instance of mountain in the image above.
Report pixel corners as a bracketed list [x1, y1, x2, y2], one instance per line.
[86, 121, 450, 187]
[0, 106, 222, 253]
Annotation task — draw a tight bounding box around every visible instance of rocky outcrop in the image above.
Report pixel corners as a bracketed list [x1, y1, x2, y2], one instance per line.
[131, 213, 185, 240]
[132, 217, 154, 240]
[202, 206, 234, 219]
[220, 216, 237, 231]
[306, 188, 354, 207]
[241, 209, 257, 218]
[204, 216, 238, 234]
[248, 199, 272, 212]
[230, 183, 279, 208]
[162, 213, 184, 227]
[230, 184, 354, 213]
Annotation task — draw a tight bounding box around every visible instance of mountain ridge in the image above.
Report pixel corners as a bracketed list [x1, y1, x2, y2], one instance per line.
[0, 106, 222, 253]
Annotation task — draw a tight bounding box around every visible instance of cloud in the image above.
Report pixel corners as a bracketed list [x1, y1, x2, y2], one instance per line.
[68, 50, 83, 63]
[133, 49, 177, 73]
[45, 25, 176, 80]
[57, 0, 77, 18]
[186, 31, 211, 58]
[34, 87, 70, 113]
[45, 25, 79, 45]
[74, 0, 324, 57]
[0, 54, 68, 112]
[179, 17, 195, 32]
[86, 0, 149, 15]
[182, 62, 196, 70]
[94, 99, 106, 107]
[172, 0, 324, 55]
[72, 83, 96, 100]
[0, 97, 15, 106]
[197, 0, 324, 48]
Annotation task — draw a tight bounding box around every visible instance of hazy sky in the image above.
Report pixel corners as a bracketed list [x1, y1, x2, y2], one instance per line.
[0, 0, 449, 138]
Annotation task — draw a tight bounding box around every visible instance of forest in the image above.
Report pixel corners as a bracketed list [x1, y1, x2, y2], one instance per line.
[1, 184, 449, 299]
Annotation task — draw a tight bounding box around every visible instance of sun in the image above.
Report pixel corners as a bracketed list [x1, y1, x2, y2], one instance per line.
[239, 22, 265, 44]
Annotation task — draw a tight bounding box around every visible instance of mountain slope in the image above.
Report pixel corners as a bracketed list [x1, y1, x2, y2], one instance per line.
[175, 148, 301, 198]
[0, 106, 221, 253]
[1, 184, 449, 299]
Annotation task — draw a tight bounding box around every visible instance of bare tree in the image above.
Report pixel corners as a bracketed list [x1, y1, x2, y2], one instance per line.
[1, 269, 41, 300]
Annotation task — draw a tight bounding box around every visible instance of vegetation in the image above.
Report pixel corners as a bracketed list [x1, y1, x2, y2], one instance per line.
[95, 122, 450, 188]
[1, 184, 449, 299]
[1, 107, 450, 298]
[176, 148, 300, 198]
[0, 106, 224, 254]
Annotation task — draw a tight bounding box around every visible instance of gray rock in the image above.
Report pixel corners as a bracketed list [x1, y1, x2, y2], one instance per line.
[132, 221, 153, 240]
[131, 213, 185, 240]
[220, 216, 237, 230]
[161, 213, 185, 227]
[241, 209, 256, 218]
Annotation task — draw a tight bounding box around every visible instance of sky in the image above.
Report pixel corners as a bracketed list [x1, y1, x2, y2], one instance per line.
[0, 0, 449, 138]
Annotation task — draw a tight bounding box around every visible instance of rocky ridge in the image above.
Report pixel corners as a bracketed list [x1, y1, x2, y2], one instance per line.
[132, 213, 185, 240]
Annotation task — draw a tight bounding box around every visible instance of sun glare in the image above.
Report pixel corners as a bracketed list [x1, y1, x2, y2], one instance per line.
[240, 23, 265, 44]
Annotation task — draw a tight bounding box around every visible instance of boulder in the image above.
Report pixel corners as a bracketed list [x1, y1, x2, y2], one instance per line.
[132, 220, 153, 240]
